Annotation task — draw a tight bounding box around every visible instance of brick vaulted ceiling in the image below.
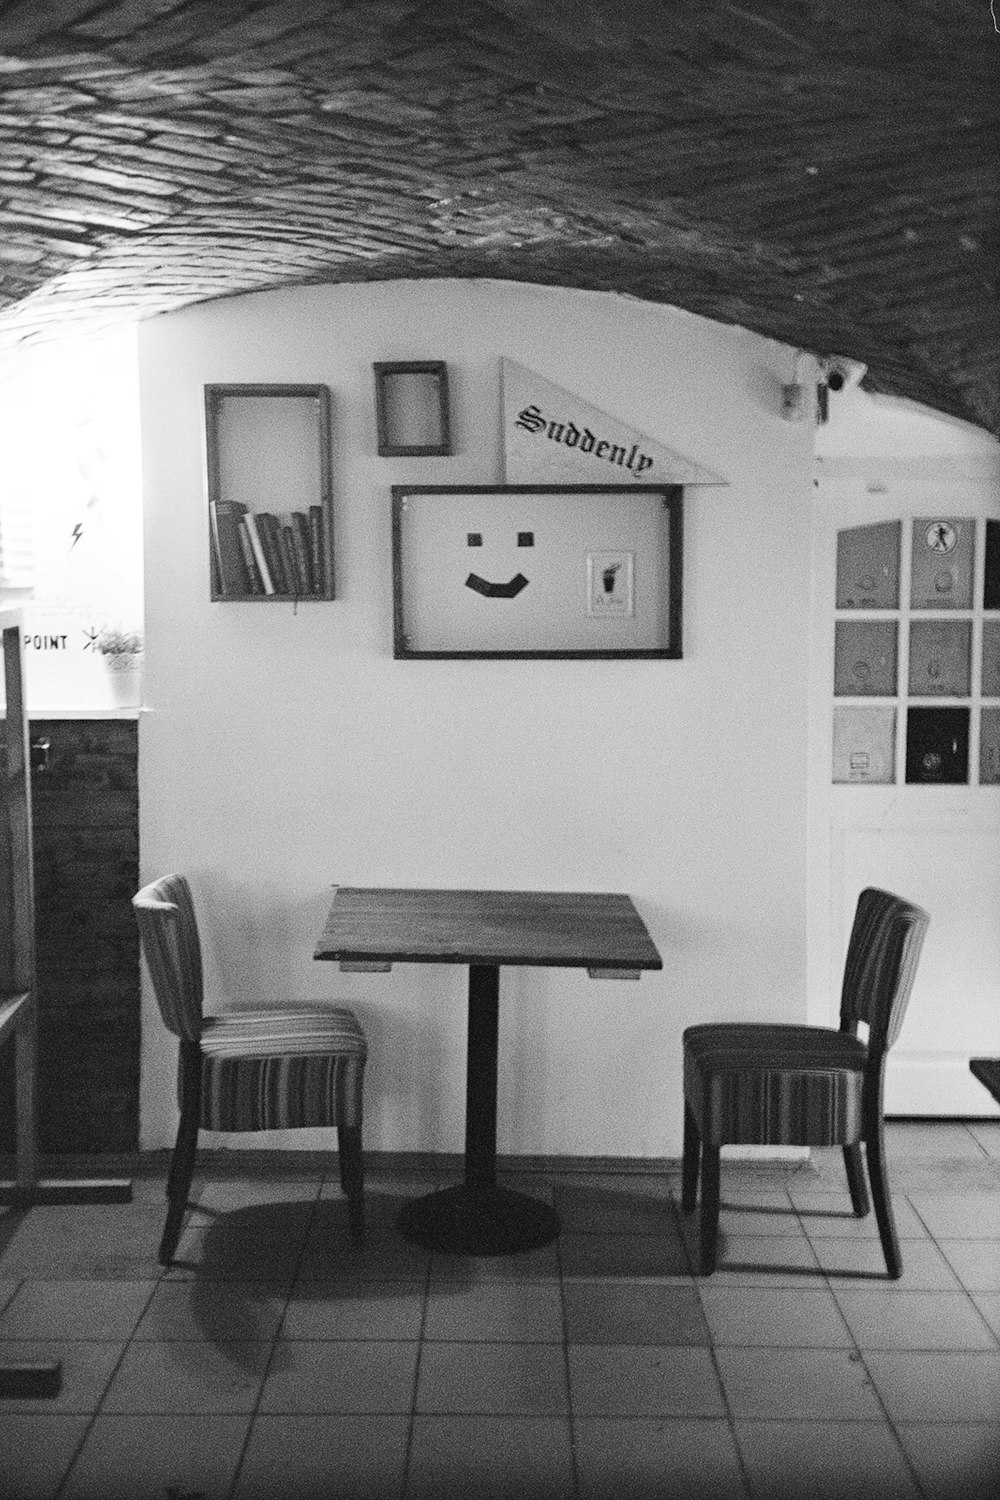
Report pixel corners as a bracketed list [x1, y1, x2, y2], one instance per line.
[0, 1, 997, 433]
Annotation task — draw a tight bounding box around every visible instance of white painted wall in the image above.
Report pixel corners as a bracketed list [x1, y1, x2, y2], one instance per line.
[137, 279, 815, 1155]
[0, 329, 144, 712]
[817, 381, 1000, 460]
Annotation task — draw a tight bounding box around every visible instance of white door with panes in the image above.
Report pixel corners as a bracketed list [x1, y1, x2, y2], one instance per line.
[809, 469, 1000, 1116]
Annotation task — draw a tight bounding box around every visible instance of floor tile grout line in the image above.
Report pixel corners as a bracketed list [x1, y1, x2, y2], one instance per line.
[0, 1273, 29, 1324]
[904, 1192, 943, 1245]
[903, 1190, 1000, 1324]
[556, 1216, 582, 1500]
[702, 1339, 755, 1498]
[673, 1191, 754, 1498]
[898, 1190, 966, 1290]
[399, 1235, 432, 1500]
[46, 1276, 161, 1500]
[50, 1327, 145, 1499]
[833, 1140, 986, 1496]
[51, 1409, 103, 1500]
[691, 1270, 753, 1495]
[920, 1212, 1000, 1352]
[962, 1119, 996, 1163]
[223, 1166, 326, 1500]
[792, 1173, 840, 1278]
[846, 1342, 935, 1499]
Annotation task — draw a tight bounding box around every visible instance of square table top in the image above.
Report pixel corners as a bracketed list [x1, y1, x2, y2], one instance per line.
[314, 887, 662, 971]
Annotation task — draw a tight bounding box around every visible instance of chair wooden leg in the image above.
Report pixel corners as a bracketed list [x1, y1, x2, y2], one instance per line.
[699, 1145, 721, 1275]
[338, 1125, 365, 1245]
[682, 1102, 701, 1214]
[160, 1044, 202, 1266]
[160, 1106, 199, 1265]
[843, 1143, 871, 1218]
[865, 1107, 902, 1278]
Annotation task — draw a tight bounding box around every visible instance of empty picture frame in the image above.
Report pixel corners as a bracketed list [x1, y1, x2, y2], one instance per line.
[374, 361, 451, 456]
[391, 484, 683, 659]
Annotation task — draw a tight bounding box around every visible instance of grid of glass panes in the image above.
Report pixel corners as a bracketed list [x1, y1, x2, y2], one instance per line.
[833, 518, 1000, 785]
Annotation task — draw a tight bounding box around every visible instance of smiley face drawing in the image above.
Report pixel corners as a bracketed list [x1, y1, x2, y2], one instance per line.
[464, 529, 533, 599]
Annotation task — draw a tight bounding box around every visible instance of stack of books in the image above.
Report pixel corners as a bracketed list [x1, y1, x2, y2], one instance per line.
[210, 502, 327, 598]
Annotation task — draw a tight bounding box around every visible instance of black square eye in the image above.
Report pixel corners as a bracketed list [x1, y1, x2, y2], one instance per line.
[467, 532, 482, 547]
[517, 532, 534, 547]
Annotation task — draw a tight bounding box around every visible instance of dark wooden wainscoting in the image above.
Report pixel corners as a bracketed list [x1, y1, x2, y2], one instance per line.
[0, 719, 140, 1156]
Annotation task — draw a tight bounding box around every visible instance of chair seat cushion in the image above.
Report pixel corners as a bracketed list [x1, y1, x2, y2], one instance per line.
[197, 1004, 367, 1133]
[200, 1004, 367, 1057]
[683, 1023, 868, 1147]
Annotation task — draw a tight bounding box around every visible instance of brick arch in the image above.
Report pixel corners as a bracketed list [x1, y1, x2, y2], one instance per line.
[0, 0, 996, 433]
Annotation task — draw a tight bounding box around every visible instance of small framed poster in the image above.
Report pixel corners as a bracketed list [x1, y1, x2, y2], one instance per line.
[910, 516, 974, 609]
[908, 620, 971, 697]
[834, 620, 897, 696]
[836, 521, 901, 610]
[587, 551, 634, 617]
[391, 484, 683, 659]
[833, 706, 896, 784]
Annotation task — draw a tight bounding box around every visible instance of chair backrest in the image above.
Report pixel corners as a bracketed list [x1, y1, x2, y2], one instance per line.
[840, 886, 930, 1052]
[132, 873, 204, 1040]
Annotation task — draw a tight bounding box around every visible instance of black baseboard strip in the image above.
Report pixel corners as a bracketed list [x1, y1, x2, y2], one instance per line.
[0, 1149, 681, 1180]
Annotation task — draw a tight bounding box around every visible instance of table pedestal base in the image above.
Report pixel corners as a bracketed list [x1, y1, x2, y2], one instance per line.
[398, 1183, 560, 1256]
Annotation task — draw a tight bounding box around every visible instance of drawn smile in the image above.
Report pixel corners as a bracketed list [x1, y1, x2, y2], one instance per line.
[465, 572, 530, 599]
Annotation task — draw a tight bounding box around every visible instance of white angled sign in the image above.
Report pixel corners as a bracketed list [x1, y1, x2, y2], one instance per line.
[501, 360, 726, 487]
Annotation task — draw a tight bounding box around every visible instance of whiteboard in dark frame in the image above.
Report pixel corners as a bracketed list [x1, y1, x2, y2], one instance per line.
[391, 484, 683, 660]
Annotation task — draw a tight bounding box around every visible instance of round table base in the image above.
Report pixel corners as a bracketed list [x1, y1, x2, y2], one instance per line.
[398, 1182, 560, 1256]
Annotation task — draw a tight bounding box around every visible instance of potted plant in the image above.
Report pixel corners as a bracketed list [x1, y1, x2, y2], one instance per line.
[96, 626, 143, 703]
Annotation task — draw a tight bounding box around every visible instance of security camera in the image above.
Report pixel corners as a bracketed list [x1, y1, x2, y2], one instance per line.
[821, 356, 868, 393]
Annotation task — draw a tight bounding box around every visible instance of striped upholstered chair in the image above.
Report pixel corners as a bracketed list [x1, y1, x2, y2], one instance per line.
[133, 874, 368, 1265]
[682, 887, 929, 1278]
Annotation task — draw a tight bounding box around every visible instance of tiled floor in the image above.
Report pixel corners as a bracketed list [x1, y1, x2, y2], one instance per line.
[1, 1120, 999, 1498]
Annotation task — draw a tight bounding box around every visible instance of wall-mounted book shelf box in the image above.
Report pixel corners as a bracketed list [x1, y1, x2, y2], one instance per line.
[205, 384, 334, 601]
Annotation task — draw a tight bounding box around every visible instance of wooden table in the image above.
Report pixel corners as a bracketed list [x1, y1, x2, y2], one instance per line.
[314, 887, 663, 1255]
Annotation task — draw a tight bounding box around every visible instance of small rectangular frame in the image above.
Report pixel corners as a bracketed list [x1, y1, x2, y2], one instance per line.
[374, 361, 451, 456]
[392, 484, 683, 660]
[905, 705, 970, 784]
[832, 705, 897, 784]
